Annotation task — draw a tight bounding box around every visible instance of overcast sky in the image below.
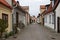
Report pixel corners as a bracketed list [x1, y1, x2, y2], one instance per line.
[16, 0, 50, 17]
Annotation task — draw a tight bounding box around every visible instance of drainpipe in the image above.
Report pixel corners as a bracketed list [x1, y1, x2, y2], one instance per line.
[12, 0, 14, 32]
[53, 10, 56, 31]
[12, 1, 17, 34]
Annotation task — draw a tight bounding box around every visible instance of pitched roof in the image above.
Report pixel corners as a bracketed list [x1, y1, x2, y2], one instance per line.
[43, 0, 60, 15]
[13, 0, 27, 13]
[0, 0, 12, 9]
[46, 2, 52, 14]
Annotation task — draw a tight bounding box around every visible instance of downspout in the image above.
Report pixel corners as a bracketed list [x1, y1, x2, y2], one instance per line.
[12, 0, 14, 31]
[53, 10, 56, 31]
[12, 0, 17, 32]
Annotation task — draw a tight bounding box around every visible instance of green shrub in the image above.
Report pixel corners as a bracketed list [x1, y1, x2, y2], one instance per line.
[4, 31, 14, 38]
[0, 19, 8, 38]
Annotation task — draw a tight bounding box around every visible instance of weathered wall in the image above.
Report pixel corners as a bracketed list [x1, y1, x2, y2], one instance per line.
[44, 12, 54, 29]
[0, 4, 12, 33]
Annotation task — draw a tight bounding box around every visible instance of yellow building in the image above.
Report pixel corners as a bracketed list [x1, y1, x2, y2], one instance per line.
[40, 5, 46, 25]
[0, 0, 12, 33]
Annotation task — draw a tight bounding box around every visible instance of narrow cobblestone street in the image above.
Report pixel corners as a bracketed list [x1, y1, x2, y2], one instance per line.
[6, 23, 60, 40]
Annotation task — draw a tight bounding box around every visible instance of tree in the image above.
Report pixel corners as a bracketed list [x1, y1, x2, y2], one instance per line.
[0, 19, 8, 38]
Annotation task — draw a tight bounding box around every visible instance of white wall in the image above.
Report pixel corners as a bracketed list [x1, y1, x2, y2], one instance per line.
[44, 12, 54, 29]
[55, 3, 60, 32]
[18, 12, 26, 25]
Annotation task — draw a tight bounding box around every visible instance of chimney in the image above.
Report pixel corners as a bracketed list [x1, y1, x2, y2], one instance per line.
[17, 1, 19, 5]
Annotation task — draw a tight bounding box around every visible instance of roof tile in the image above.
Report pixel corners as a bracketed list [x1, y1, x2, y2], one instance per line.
[0, 0, 12, 9]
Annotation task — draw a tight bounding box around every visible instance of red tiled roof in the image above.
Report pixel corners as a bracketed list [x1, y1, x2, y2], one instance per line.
[46, 2, 52, 14]
[0, 0, 12, 9]
[43, 0, 59, 15]
[53, 0, 59, 11]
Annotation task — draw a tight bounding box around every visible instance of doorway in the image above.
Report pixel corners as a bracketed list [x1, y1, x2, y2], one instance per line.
[57, 17, 60, 33]
[16, 12, 19, 27]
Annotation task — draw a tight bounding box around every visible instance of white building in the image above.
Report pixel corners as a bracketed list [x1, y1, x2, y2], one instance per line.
[44, 0, 60, 32]
[55, 0, 60, 32]
[44, 1, 55, 30]
[44, 12, 54, 29]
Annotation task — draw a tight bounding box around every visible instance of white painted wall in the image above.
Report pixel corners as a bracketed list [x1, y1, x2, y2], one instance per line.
[18, 12, 26, 25]
[55, 3, 60, 32]
[44, 12, 54, 29]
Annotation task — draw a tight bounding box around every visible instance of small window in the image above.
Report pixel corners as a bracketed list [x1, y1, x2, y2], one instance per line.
[52, 14, 54, 24]
[49, 15, 51, 24]
[46, 7, 47, 10]
[44, 16, 47, 23]
[2, 13, 8, 23]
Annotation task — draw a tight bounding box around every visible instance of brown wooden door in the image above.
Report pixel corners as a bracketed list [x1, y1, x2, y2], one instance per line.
[43, 18, 44, 25]
[57, 17, 60, 33]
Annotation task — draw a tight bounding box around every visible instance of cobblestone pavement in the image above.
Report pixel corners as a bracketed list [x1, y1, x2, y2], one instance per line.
[6, 23, 60, 40]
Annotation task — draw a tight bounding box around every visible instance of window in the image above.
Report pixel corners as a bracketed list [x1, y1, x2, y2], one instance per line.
[52, 14, 54, 24]
[49, 15, 51, 24]
[44, 16, 47, 23]
[46, 7, 47, 10]
[2, 13, 8, 23]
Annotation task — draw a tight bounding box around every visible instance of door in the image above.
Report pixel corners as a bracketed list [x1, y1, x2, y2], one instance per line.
[43, 18, 44, 25]
[16, 12, 19, 27]
[57, 17, 60, 33]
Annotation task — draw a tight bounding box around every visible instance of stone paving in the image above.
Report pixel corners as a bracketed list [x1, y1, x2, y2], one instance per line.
[6, 23, 60, 40]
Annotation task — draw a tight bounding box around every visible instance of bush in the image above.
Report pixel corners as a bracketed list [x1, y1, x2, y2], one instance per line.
[4, 31, 14, 38]
[0, 19, 8, 38]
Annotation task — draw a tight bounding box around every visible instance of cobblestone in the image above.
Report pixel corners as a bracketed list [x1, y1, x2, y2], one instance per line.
[6, 23, 60, 40]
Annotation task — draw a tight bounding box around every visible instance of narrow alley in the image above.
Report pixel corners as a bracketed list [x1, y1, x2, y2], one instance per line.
[0, 0, 60, 40]
[6, 23, 60, 40]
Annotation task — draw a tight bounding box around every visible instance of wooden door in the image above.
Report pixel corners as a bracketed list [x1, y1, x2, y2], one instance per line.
[57, 17, 60, 33]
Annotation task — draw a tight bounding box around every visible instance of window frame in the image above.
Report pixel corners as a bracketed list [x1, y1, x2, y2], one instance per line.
[2, 13, 8, 23]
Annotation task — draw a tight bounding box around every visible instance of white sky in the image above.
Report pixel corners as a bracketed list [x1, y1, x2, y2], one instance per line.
[16, 0, 50, 17]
